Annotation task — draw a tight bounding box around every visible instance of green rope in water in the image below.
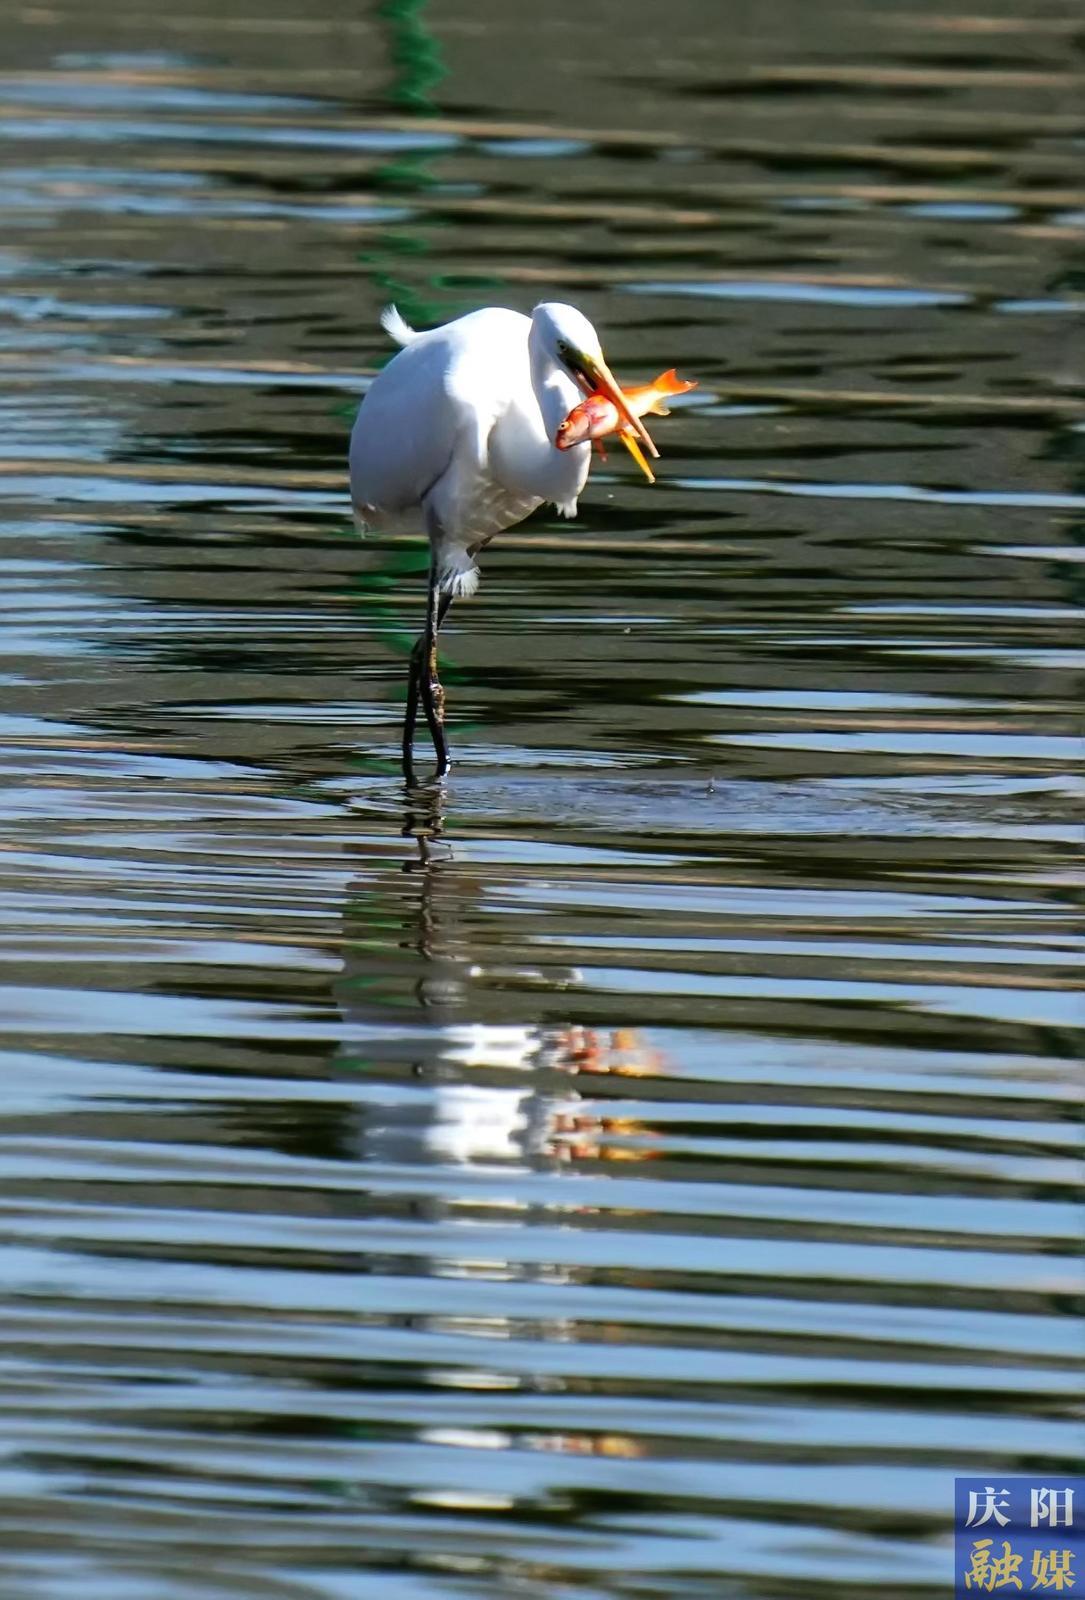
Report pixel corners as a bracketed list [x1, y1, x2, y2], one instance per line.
[362, 0, 449, 332]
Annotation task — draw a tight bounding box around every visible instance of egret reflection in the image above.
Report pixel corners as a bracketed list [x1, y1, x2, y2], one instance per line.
[335, 784, 669, 1172]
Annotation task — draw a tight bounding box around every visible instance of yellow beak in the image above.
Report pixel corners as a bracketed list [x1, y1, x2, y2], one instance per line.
[578, 351, 660, 465]
[619, 431, 656, 485]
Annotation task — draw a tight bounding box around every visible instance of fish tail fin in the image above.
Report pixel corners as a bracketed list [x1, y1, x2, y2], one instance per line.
[380, 305, 418, 346]
[654, 367, 698, 397]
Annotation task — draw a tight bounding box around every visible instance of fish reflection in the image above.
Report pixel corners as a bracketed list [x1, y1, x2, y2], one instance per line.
[421, 1424, 646, 1462]
[335, 781, 667, 1171]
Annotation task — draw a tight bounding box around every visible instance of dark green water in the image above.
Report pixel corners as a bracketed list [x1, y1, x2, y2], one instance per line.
[0, 1, 1082, 1596]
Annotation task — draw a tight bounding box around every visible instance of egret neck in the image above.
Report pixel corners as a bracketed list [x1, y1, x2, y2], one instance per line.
[493, 316, 591, 514]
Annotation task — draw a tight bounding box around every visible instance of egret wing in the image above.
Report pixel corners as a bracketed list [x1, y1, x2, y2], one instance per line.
[349, 334, 460, 522]
[349, 307, 533, 527]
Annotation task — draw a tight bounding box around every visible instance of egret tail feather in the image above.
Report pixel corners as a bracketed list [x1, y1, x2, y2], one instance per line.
[380, 305, 418, 347]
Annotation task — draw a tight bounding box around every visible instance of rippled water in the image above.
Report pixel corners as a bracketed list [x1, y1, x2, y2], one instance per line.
[1, 1, 1082, 1596]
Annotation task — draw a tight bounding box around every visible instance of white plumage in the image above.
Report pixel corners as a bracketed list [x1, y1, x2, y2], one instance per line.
[350, 302, 598, 598]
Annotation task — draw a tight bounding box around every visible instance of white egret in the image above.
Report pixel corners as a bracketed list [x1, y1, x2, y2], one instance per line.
[349, 301, 659, 779]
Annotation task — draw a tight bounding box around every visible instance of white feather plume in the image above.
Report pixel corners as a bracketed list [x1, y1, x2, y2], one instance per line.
[379, 305, 418, 347]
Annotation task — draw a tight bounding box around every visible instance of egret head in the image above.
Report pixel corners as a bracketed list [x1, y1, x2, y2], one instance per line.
[531, 302, 659, 465]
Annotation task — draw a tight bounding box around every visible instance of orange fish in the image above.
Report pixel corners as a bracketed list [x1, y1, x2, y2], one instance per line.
[556, 369, 697, 449]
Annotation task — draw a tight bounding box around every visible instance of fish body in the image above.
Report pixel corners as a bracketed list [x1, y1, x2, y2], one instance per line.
[555, 393, 615, 449]
[555, 369, 697, 450]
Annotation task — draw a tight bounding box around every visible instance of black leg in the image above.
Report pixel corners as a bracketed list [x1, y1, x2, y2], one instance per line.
[402, 637, 424, 783]
[419, 567, 453, 776]
[403, 559, 454, 781]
